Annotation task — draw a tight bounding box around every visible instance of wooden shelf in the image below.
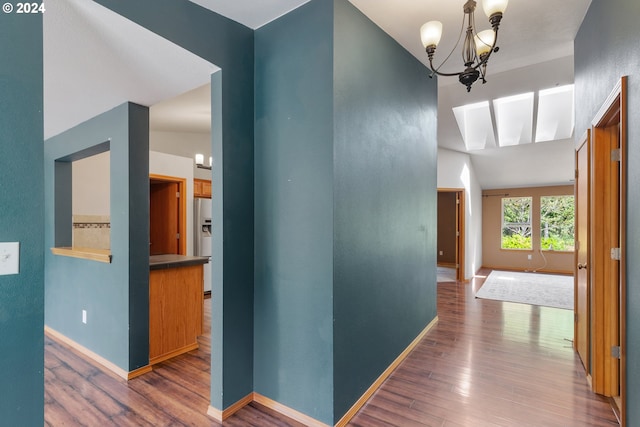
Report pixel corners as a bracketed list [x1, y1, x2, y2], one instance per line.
[50, 247, 112, 263]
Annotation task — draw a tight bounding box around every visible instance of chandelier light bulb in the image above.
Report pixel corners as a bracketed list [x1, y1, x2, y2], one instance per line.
[420, 21, 443, 48]
[474, 30, 495, 56]
[482, 0, 509, 18]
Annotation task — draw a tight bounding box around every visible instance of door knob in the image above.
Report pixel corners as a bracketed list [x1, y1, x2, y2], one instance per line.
[577, 263, 587, 270]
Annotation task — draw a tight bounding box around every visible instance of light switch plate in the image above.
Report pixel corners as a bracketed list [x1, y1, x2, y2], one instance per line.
[0, 242, 20, 275]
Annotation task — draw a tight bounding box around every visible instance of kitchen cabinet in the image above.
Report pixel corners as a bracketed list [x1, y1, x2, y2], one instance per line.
[149, 255, 208, 365]
[194, 178, 211, 198]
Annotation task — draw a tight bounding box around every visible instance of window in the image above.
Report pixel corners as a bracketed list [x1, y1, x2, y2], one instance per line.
[502, 197, 532, 249]
[540, 195, 575, 251]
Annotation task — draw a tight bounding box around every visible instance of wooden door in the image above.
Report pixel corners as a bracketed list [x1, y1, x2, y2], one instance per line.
[456, 191, 465, 281]
[437, 192, 457, 266]
[589, 77, 626, 424]
[150, 182, 179, 255]
[591, 124, 620, 397]
[575, 130, 590, 371]
[437, 189, 465, 281]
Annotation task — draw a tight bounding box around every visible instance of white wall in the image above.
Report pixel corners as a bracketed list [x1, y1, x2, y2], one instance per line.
[150, 151, 195, 255]
[72, 151, 111, 249]
[150, 130, 212, 180]
[72, 151, 110, 215]
[437, 148, 483, 279]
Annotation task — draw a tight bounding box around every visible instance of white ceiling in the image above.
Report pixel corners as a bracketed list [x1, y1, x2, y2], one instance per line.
[149, 84, 211, 134]
[188, 0, 311, 29]
[43, 0, 218, 139]
[44, 0, 593, 189]
[349, 0, 591, 80]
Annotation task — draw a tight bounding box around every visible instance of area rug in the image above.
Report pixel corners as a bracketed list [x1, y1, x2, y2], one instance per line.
[437, 266, 457, 282]
[475, 270, 574, 310]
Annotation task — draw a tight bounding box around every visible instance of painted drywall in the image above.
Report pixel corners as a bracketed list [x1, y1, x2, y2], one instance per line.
[93, 0, 255, 409]
[482, 186, 575, 274]
[0, 12, 44, 425]
[575, 0, 640, 423]
[150, 151, 195, 256]
[150, 130, 212, 180]
[73, 151, 110, 215]
[254, 0, 334, 423]
[45, 102, 150, 371]
[333, 0, 438, 422]
[255, 0, 439, 422]
[437, 148, 483, 279]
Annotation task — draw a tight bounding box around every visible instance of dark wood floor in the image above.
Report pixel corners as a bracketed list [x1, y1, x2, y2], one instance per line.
[349, 268, 618, 427]
[45, 269, 618, 426]
[44, 296, 305, 427]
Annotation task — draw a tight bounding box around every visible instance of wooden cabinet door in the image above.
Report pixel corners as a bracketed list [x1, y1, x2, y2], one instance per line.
[202, 180, 212, 198]
[194, 178, 212, 198]
[193, 179, 203, 197]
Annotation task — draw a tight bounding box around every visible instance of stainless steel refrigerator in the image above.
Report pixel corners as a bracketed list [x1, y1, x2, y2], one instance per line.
[194, 198, 212, 292]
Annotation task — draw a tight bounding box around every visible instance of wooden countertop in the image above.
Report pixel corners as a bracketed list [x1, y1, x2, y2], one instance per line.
[149, 254, 209, 270]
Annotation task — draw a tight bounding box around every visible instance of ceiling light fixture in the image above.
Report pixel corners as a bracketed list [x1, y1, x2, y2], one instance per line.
[420, 0, 508, 92]
[195, 153, 212, 170]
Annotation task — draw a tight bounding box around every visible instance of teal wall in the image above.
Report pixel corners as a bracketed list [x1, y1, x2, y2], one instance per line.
[254, 0, 438, 423]
[44, 102, 149, 371]
[0, 12, 44, 426]
[93, 0, 255, 409]
[575, 1, 640, 424]
[333, 0, 438, 421]
[254, 1, 335, 423]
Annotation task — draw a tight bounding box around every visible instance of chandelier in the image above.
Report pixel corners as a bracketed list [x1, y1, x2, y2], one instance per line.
[420, 0, 508, 92]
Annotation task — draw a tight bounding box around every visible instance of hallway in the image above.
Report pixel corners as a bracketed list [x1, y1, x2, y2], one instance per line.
[349, 269, 618, 426]
[45, 270, 618, 426]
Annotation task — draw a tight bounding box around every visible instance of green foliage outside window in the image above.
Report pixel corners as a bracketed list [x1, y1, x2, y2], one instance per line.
[540, 195, 575, 251]
[501, 197, 532, 249]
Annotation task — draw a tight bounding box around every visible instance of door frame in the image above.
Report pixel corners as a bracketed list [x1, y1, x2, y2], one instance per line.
[150, 174, 187, 256]
[574, 129, 590, 377]
[589, 76, 627, 424]
[437, 188, 466, 281]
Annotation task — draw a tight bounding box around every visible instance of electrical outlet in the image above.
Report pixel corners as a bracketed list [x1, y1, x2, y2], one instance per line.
[82, 310, 87, 324]
[439, 251, 444, 256]
[527, 254, 532, 260]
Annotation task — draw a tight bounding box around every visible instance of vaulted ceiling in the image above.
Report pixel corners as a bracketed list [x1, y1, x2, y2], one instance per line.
[44, 0, 593, 189]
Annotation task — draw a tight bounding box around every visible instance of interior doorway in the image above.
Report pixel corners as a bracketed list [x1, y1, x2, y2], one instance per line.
[150, 174, 187, 256]
[437, 188, 465, 282]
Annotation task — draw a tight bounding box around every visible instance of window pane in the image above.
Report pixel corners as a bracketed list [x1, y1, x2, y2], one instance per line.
[502, 197, 532, 249]
[541, 195, 575, 251]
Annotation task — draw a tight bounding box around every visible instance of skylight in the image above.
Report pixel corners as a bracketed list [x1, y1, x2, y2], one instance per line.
[452, 101, 496, 151]
[451, 84, 575, 152]
[493, 92, 534, 147]
[535, 84, 575, 142]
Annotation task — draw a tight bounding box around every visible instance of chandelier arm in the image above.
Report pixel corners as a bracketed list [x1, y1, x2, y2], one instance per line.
[429, 61, 464, 78]
[431, 10, 468, 75]
[461, 11, 477, 66]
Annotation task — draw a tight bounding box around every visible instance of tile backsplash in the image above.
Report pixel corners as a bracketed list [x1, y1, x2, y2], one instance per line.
[73, 215, 110, 250]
